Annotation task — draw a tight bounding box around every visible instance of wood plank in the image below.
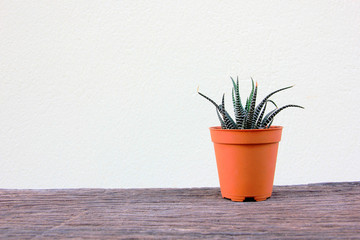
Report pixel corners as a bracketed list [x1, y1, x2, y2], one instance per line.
[0, 182, 359, 239]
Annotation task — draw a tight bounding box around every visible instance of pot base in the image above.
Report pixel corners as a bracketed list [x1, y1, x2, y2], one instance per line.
[222, 193, 271, 202]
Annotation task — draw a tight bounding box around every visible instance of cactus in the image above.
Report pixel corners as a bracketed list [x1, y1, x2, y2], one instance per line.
[198, 78, 304, 129]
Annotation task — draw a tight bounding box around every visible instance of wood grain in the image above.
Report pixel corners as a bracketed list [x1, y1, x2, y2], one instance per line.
[0, 182, 359, 239]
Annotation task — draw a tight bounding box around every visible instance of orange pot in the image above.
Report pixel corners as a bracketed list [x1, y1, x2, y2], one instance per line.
[210, 126, 283, 202]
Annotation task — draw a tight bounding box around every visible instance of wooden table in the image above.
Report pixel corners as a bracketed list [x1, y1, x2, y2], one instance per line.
[1, 182, 359, 239]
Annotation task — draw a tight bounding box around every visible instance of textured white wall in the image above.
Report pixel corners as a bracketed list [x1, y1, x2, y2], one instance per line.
[1, 1, 359, 188]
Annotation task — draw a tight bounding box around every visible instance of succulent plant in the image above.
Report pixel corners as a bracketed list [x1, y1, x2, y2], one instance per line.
[198, 77, 304, 129]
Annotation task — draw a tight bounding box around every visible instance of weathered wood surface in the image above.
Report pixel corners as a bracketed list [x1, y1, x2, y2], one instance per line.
[0, 182, 359, 239]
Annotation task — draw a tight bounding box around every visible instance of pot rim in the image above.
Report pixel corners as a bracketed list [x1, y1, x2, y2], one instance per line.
[209, 126, 283, 132]
[209, 126, 283, 144]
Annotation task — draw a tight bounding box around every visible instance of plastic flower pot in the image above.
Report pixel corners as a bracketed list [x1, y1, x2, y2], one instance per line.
[210, 126, 283, 202]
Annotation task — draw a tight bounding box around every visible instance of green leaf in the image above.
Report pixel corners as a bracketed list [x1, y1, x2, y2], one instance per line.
[261, 108, 278, 128]
[247, 82, 258, 128]
[267, 99, 278, 108]
[246, 78, 255, 112]
[198, 89, 236, 129]
[253, 85, 294, 124]
[199, 81, 303, 130]
[267, 118, 275, 128]
[256, 101, 268, 129]
[255, 99, 278, 128]
[261, 104, 304, 128]
[216, 108, 226, 129]
[198, 90, 220, 110]
[231, 77, 245, 128]
[219, 104, 237, 129]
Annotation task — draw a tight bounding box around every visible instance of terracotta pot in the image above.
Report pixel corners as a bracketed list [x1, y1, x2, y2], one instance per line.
[209, 126, 283, 202]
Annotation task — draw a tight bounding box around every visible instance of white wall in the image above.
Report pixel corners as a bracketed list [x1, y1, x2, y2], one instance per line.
[1, 1, 359, 188]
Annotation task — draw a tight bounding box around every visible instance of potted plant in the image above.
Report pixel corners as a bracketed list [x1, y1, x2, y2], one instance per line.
[198, 77, 303, 202]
